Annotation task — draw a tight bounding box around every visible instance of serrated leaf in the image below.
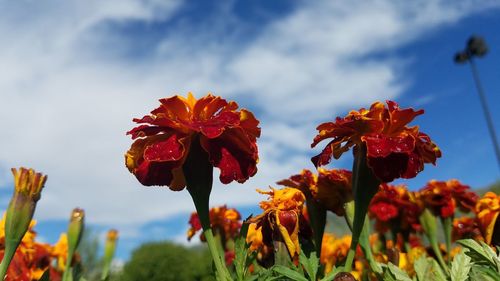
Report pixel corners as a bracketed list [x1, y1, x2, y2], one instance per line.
[414, 257, 432, 281]
[273, 265, 308, 281]
[387, 262, 412, 281]
[458, 239, 495, 267]
[430, 258, 448, 281]
[299, 251, 318, 281]
[470, 266, 500, 281]
[451, 249, 472, 281]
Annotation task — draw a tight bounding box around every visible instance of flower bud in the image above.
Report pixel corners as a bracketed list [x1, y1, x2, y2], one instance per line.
[101, 229, 119, 280]
[67, 208, 85, 255]
[0, 167, 47, 280]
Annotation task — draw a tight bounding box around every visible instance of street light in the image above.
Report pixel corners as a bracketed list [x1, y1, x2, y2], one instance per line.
[454, 35, 500, 170]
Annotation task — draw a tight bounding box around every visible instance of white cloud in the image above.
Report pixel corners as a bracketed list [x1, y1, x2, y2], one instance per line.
[0, 0, 498, 235]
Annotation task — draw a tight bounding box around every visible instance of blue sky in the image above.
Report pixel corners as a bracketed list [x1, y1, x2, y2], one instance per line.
[0, 1, 499, 262]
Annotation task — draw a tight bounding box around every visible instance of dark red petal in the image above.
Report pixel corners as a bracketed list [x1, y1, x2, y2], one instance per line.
[369, 202, 398, 221]
[200, 128, 258, 184]
[363, 133, 415, 158]
[367, 153, 409, 182]
[278, 210, 298, 235]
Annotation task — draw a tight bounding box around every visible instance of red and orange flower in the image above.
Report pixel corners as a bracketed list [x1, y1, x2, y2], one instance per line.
[278, 168, 352, 216]
[418, 179, 478, 218]
[369, 184, 422, 234]
[311, 100, 441, 182]
[125, 93, 260, 189]
[475, 192, 500, 245]
[187, 205, 242, 247]
[452, 217, 483, 242]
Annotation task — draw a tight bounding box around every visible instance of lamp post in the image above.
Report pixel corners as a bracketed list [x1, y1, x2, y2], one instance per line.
[454, 35, 500, 170]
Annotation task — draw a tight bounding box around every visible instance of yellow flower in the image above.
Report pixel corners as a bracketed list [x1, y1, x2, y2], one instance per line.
[475, 192, 500, 244]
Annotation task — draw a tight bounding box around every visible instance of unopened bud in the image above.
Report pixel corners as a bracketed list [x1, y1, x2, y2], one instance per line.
[67, 208, 85, 254]
[101, 229, 119, 280]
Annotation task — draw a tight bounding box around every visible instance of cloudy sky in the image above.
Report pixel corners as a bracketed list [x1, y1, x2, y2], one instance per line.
[0, 0, 499, 260]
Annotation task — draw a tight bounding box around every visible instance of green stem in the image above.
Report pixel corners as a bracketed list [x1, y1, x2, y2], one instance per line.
[0, 240, 18, 280]
[274, 241, 291, 266]
[419, 209, 449, 274]
[183, 137, 231, 281]
[62, 250, 75, 281]
[442, 216, 453, 263]
[344, 146, 380, 272]
[306, 200, 326, 257]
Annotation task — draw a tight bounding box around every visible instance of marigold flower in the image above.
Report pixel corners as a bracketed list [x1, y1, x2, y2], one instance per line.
[278, 168, 352, 216]
[452, 217, 483, 242]
[369, 184, 422, 234]
[249, 187, 308, 258]
[475, 192, 500, 244]
[187, 205, 242, 248]
[311, 101, 441, 182]
[125, 92, 260, 189]
[246, 223, 273, 267]
[321, 233, 351, 274]
[419, 179, 478, 218]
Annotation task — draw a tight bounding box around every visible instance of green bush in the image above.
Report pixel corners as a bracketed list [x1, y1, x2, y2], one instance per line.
[122, 241, 215, 281]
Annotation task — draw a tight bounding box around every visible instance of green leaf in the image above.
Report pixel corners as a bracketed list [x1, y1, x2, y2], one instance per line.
[450, 249, 472, 281]
[387, 262, 412, 281]
[273, 265, 308, 281]
[470, 266, 500, 281]
[299, 251, 318, 281]
[319, 267, 343, 281]
[414, 257, 447, 281]
[458, 239, 495, 267]
[234, 222, 251, 281]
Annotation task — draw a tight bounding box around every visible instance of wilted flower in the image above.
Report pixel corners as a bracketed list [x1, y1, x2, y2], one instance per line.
[125, 92, 260, 189]
[369, 184, 422, 234]
[475, 192, 500, 245]
[249, 187, 308, 258]
[419, 179, 478, 218]
[246, 223, 273, 267]
[311, 100, 441, 182]
[187, 205, 242, 248]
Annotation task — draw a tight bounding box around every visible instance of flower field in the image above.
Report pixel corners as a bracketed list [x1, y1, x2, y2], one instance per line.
[1, 93, 498, 281]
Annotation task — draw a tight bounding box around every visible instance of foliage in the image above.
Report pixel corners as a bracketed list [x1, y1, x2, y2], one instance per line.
[121, 241, 214, 281]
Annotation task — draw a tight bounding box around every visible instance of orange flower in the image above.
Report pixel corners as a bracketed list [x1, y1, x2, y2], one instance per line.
[249, 187, 308, 258]
[419, 179, 478, 218]
[320, 233, 351, 274]
[187, 205, 242, 247]
[246, 223, 273, 267]
[125, 93, 260, 189]
[369, 184, 422, 234]
[311, 101, 441, 182]
[278, 168, 352, 216]
[475, 192, 500, 244]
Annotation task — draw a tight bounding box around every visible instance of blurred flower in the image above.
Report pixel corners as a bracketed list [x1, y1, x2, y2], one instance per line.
[249, 187, 309, 258]
[369, 184, 422, 234]
[246, 223, 273, 267]
[187, 205, 242, 248]
[452, 217, 483, 242]
[419, 179, 478, 218]
[321, 233, 351, 274]
[311, 100, 440, 182]
[52, 234, 69, 272]
[475, 192, 500, 244]
[278, 168, 352, 216]
[125, 93, 260, 189]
